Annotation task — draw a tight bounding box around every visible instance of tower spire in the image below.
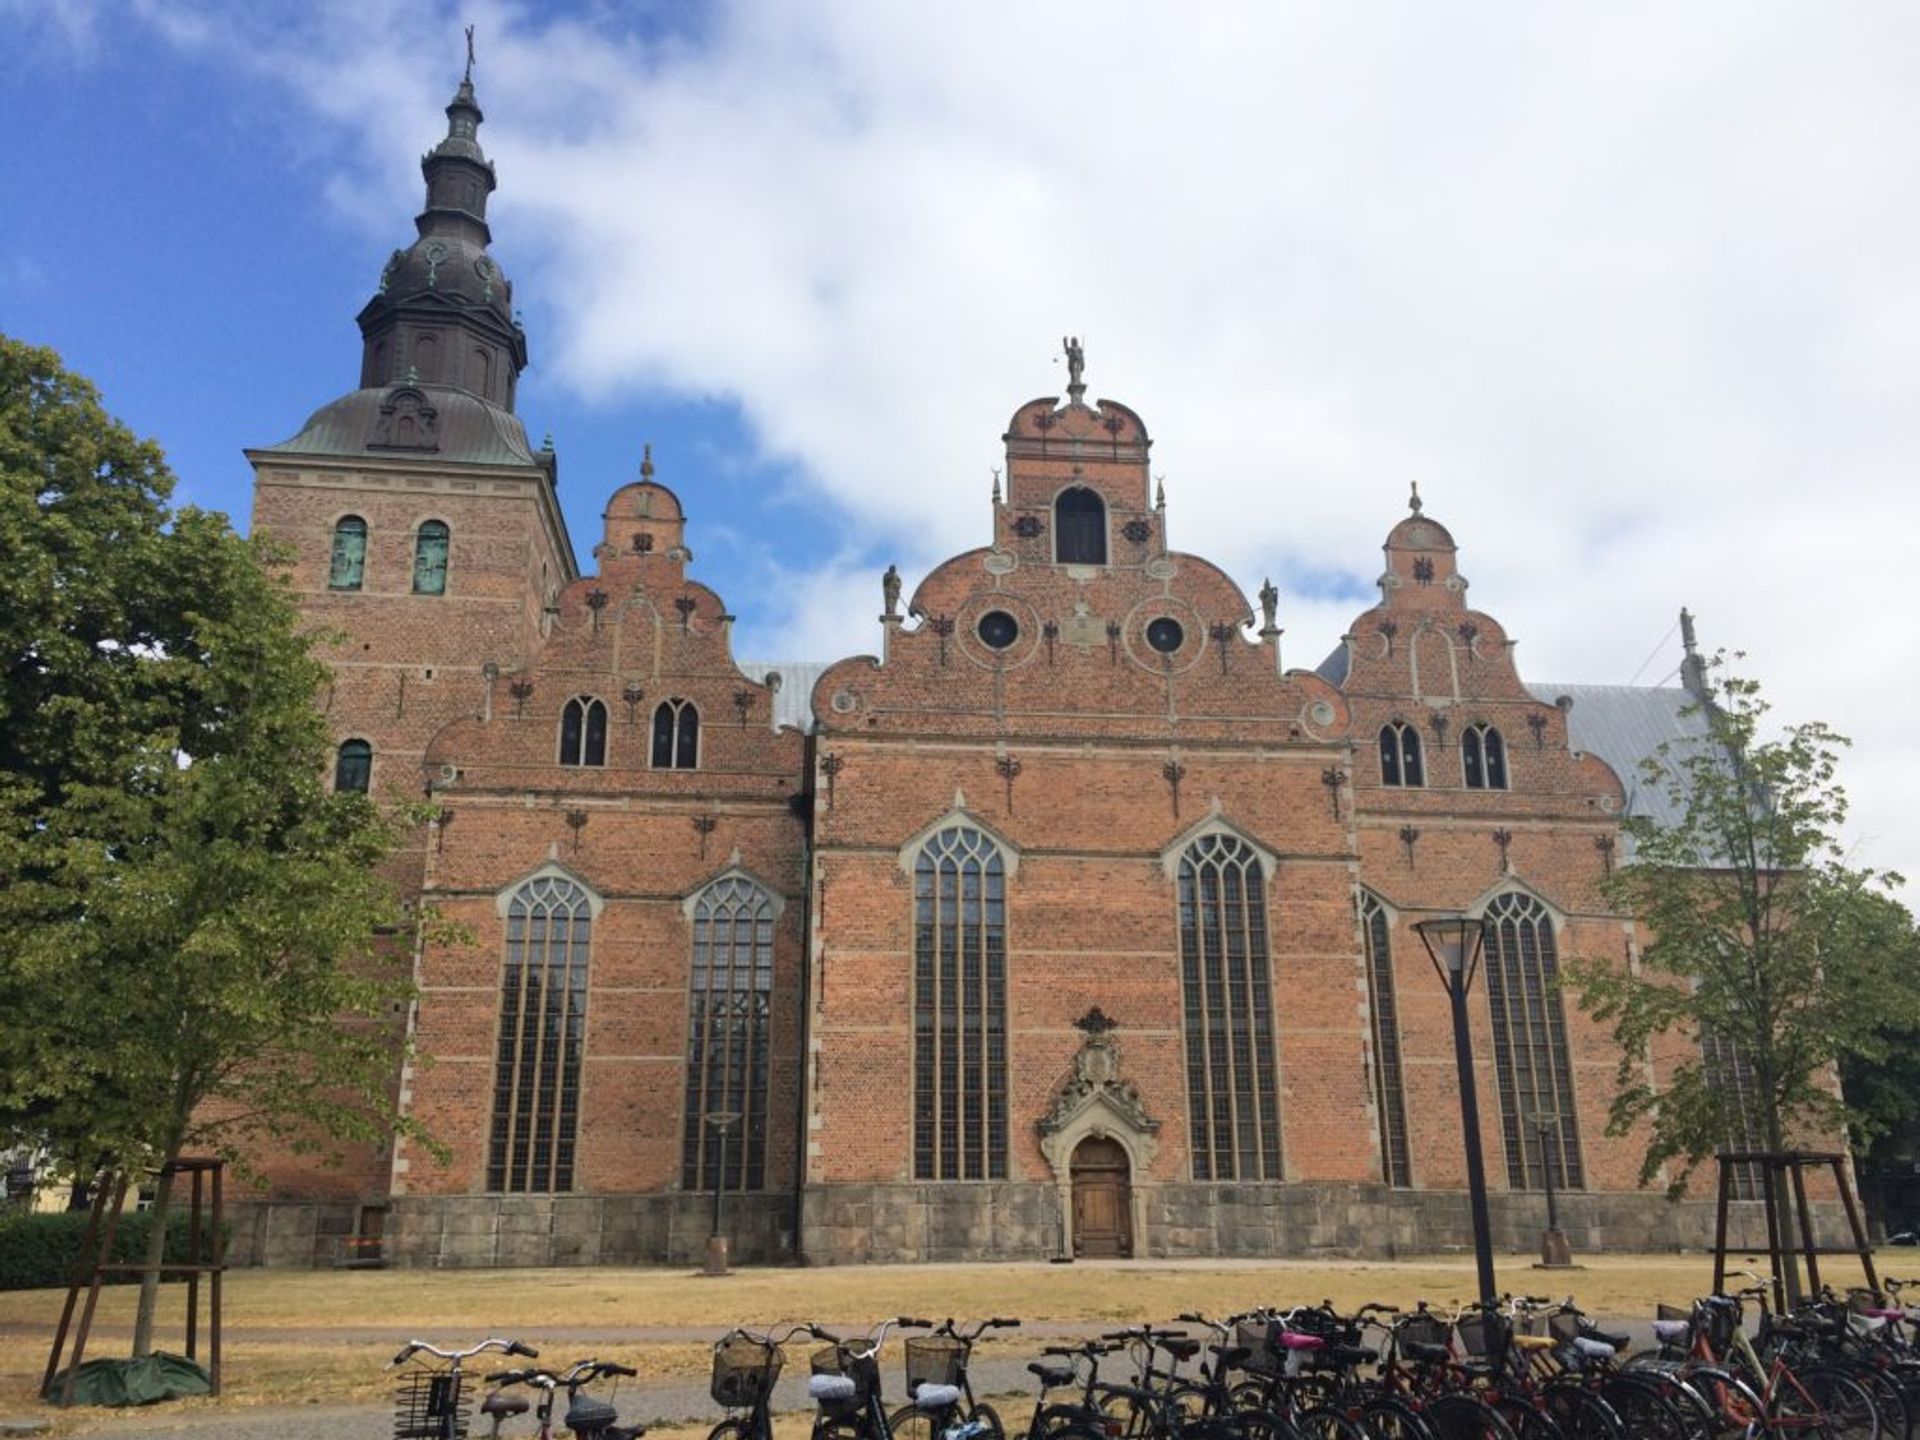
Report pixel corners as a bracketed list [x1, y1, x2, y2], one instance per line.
[352, 52, 527, 407]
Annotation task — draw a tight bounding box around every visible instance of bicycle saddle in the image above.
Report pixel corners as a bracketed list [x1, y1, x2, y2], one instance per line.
[809, 1374, 859, 1401]
[1158, 1339, 1201, 1361]
[1652, 1319, 1690, 1344]
[1209, 1344, 1251, 1369]
[482, 1392, 532, 1418]
[913, 1384, 964, 1410]
[1571, 1336, 1616, 1360]
[1277, 1332, 1323, 1351]
[1401, 1339, 1450, 1365]
[1027, 1362, 1075, 1387]
[1584, 1327, 1630, 1349]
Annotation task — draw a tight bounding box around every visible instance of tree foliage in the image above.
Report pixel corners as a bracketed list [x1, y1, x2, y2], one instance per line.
[0, 336, 423, 1349]
[1568, 657, 1920, 1199]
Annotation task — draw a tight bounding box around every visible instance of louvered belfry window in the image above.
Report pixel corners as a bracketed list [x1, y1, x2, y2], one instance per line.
[412, 520, 450, 595]
[1482, 892, 1584, 1190]
[329, 516, 367, 590]
[1178, 834, 1282, 1181]
[1360, 894, 1413, 1187]
[912, 826, 1008, 1181]
[682, 876, 775, 1192]
[487, 875, 591, 1192]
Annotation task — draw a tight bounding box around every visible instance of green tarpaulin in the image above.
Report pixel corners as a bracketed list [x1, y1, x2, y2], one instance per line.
[44, 1351, 211, 1406]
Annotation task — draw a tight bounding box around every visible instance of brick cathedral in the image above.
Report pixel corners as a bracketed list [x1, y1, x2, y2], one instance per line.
[240, 71, 1727, 1266]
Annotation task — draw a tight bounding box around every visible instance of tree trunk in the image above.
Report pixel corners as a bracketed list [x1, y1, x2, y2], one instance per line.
[129, 1158, 177, 1359]
[1764, 1112, 1805, 1305]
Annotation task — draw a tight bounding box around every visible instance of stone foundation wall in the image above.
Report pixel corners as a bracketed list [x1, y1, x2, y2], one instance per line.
[228, 1193, 798, 1268]
[800, 1181, 1844, 1265]
[229, 1183, 1845, 1268]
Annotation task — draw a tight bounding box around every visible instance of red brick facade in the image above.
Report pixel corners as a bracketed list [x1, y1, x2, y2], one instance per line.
[230, 77, 1764, 1267]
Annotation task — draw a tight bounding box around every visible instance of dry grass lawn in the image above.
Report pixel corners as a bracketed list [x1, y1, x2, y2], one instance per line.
[0, 1252, 1777, 1434]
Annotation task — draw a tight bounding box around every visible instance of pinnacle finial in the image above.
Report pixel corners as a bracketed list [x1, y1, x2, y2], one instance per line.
[463, 24, 476, 84]
[1680, 607, 1698, 656]
[1154, 474, 1166, 509]
[1063, 334, 1086, 403]
[1409, 481, 1422, 515]
[991, 467, 1002, 504]
[640, 442, 655, 479]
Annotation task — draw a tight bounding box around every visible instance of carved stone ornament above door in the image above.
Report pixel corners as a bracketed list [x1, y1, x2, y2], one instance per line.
[1037, 1010, 1160, 1175]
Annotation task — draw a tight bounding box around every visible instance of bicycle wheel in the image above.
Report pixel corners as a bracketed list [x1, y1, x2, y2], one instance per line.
[1596, 1376, 1692, 1440]
[1681, 1365, 1772, 1440]
[892, 1404, 950, 1440]
[1353, 1394, 1437, 1440]
[1794, 1370, 1878, 1440]
[1294, 1405, 1373, 1440]
[1539, 1384, 1623, 1440]
[1232, 1404, 1304, 1440]
[1489, 1398, 1564, 1440]
[971, 1403, 1010, 1440]
[708, 1420, 753, 1440]
[1423, 1394, 1521, 1440]
[1846, 1368, 1909, 1440]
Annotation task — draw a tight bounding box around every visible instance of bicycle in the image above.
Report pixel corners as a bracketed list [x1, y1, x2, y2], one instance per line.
[1011, 1337, 1133, 1440]
[482, 1358, 644, 1440]
[391, 1336, 539, 1440]
[887, 1316, 1021, 1440]
[809, 1317, 931, 1440]
[709, 1323, 836, 1440]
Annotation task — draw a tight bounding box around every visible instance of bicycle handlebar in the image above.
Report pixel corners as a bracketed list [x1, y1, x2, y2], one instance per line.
[392, 1337, 535, 1368]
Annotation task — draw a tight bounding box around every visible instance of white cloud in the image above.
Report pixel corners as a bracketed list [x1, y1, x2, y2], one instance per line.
[70, 0, 1920, 887]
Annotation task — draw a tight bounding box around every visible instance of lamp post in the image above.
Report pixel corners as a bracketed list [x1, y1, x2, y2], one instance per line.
[1531, 1111, 1574, 1268]
[702, 1110, 740, 1277]
[1413, 914, 1498, 1307]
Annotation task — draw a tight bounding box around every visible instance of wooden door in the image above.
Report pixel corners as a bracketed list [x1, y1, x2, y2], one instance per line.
[1070, 1136, 1133, 1258]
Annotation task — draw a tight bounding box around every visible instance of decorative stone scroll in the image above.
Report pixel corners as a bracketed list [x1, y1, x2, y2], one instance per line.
[1038, 1010, 1160, 1168]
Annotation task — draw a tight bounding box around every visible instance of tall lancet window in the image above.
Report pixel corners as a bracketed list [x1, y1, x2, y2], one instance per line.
[487, 875, 592, 1193]
[1482, 892, 1584, 1191]
[912, 826, 1009, 1181]
[681, 876, 776, 1192]
[1177, 834, 1281, 1181]
[1360, 894, 1412, 1187]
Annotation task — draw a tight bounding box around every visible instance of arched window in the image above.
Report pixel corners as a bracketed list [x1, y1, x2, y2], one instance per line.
[912, 826, 1008, 1181]
[1482, 892, 1584, 1191]
[1177, 834, 1281, 1180]
[1054, 486, 1107, 565]
[333, 738, 372, 794]
[486, 875, 592, 1192]
[412, 520, 450, 595]
[651, 699, 698, 769]
[1462, 722, 1508, 789]
[1360, 894, 1411, 1188]
[329, 516, 367, 591]
[682, 876, 776, 1192]
[559, 698, 608, 767]
[1380, 722, 1424, 787]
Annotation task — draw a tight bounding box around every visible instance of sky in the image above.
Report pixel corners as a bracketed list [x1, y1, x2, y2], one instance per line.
[4, 0, 1918, 888]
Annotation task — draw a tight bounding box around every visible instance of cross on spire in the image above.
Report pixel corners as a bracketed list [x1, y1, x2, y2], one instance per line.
[464, 24, 476, 83]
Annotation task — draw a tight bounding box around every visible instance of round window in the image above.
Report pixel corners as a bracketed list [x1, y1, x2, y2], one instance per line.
[977, 610, 1020, 650]
[1146, 617, 1185, 654]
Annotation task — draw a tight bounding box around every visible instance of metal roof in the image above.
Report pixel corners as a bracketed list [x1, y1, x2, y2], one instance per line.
[737, 660, 831, 734]
[1527, 682, 1714, 835]
[262, 386, 540, 468]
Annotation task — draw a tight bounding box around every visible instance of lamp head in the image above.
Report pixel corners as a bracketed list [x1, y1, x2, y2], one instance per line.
[1414, 914, 1488, 989]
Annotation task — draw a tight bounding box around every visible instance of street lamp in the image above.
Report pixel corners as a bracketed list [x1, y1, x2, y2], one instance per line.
[1530, 1110, 1574, 1268]
[1413, 914, 1498, 1307]
[702, 1110, 740, 1277]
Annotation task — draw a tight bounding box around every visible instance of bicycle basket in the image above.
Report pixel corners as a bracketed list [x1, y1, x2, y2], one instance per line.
[713, 1336, 784, 1408]
[1235, 1319, 1282, 1376]
[905, 1335, 969, 1391]
[1396, 1312, 1452, 1352]
[394, 1368, 468, 1440]
[1455, 1311, 1511, 1363]
[1698, 1300, 1738, 1354]
[812, 1344, 877, 1418]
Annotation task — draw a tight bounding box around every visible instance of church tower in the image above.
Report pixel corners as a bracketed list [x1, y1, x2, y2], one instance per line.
[246, 61, 577, 814]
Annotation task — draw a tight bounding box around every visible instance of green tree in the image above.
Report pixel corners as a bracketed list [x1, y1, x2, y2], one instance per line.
[1568, 658, 1920, 1265]
[0, 336, 422, 1355]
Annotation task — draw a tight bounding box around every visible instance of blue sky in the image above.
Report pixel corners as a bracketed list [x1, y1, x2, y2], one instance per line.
[6, 0, 1920, 885]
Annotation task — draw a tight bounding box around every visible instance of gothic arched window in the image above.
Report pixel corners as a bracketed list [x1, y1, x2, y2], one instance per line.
[1360, 894, 1412, 1188]
[1054, 486, 1108, 565]
[559, 697, 608, 767]
[1482, 892, 1584, 1191]
[329, 516, 367, 591]
[333, 738, 372, 794]
[1177, 833, 1281, 1181]
[487, 874, 592, 1193]
[1380, 722, 1424, 787]
[682, 876, 776, 1192]
[651, 699, 699, 769]
[912, 826, 1008, 1181]
[1462, 722, 1508, 790]
[412, 520, 450, 595]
